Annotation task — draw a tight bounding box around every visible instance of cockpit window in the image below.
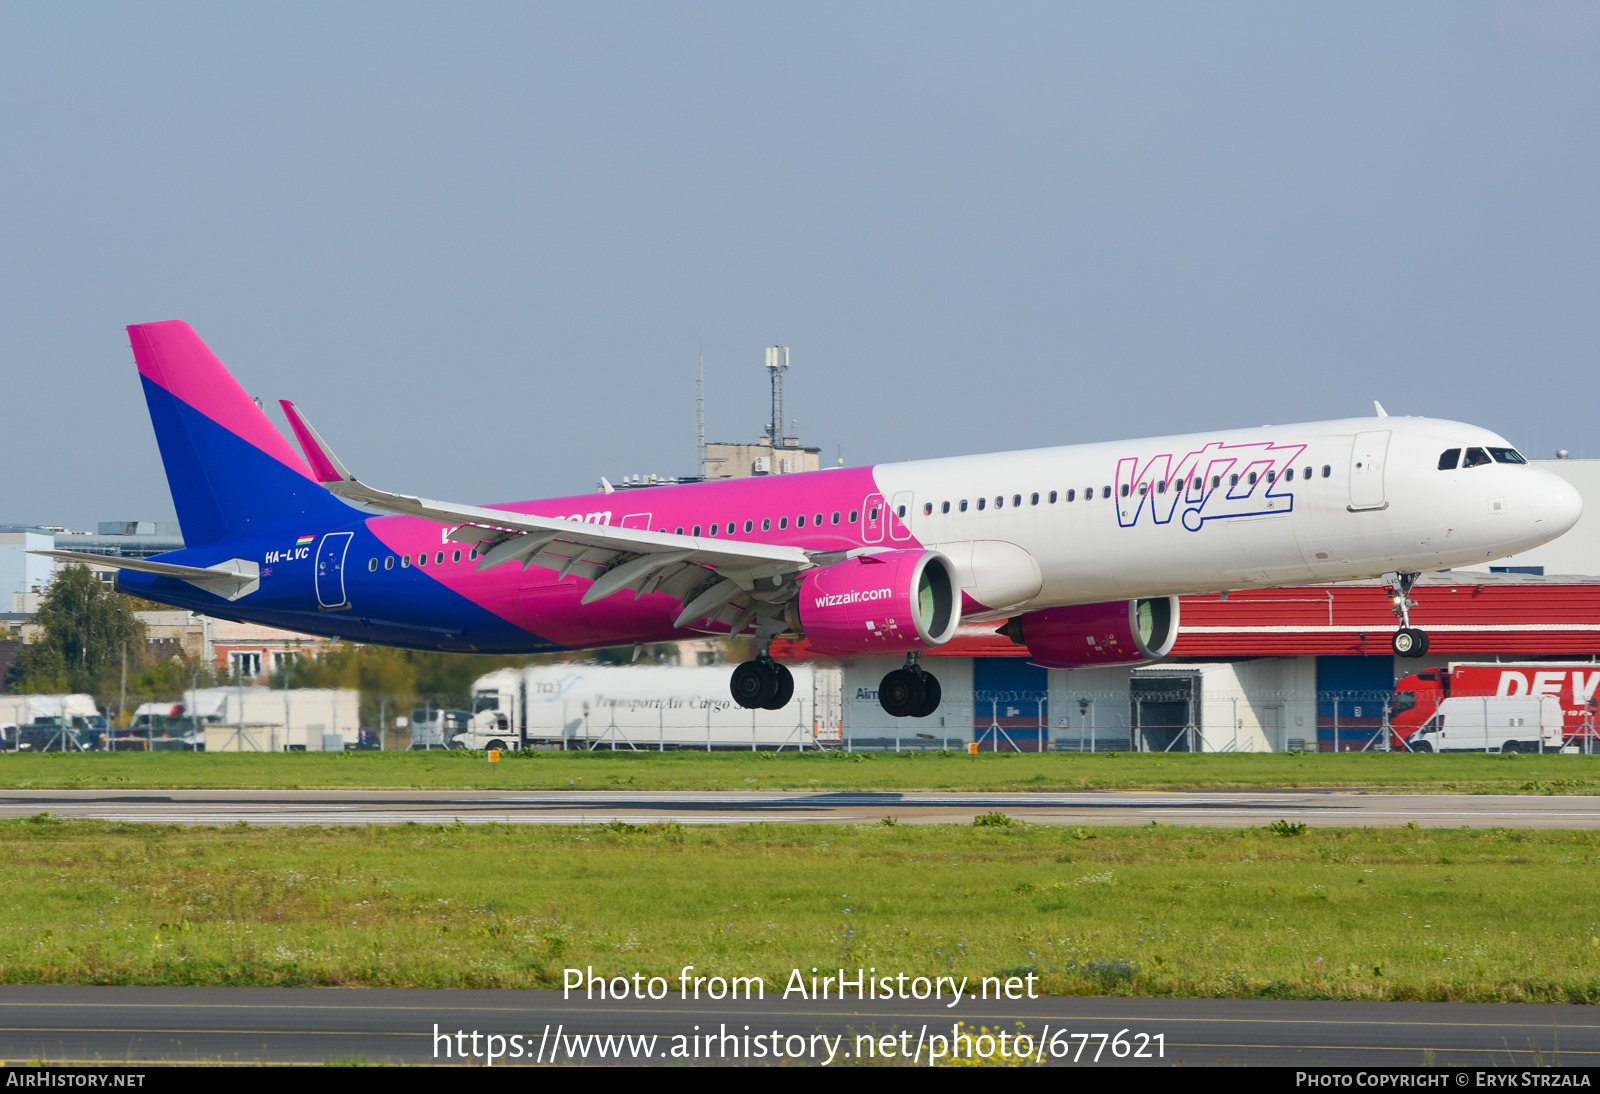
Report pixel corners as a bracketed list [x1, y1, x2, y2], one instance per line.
[1438, 448, 1460, 470]
[1488, 447, 1526, 464]
[1463, 447, 1491, 468]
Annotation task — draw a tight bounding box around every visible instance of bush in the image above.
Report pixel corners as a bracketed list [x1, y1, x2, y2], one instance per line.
[974, 812, 1018, 828]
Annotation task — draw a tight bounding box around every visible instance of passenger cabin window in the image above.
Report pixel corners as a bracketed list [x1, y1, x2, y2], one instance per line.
[436, 552, 444, 564]
[831, 512, 840, 524]
[1463, 447, 1491, 468]
[977, 498, 986, 510]
[761, 518, 770, 531]
[693, 525, 702, 536]
[778, 518, 787, 529]
[796, 515, 805, 527]
[1102, 486, 1111, 498]
[1013, 494, 1022, 507]
[744, 520, 753, 533]
[708, 524, 718, 536]
[959, 500, 968, 512]
[1229, 474, 1238, 487]
[675, 527, 684, 535]
[1210, 475, 1220, 488]
[384, 556, 394, 569]
[1030, 492, 1039, 505]
[849, 510, 859, 522]
[1303, 466, 1312, 479]
[727, 522, 735, 535]
[994, 496, 1003, 508]
[814, 513, 823, 526]
[1266, 470, 1275, 483]
[1321, 465, 1331, 478]
[1247, 472, 1257, 486]
[368, 558, 377, 571]
[417, 553, 426, 566]
[400, 554, 410, 567]
[1066, 489, 1075, 502]
[941, 501, 950, 514]
[1048, 491, 1056, 503]
[453, 549, 462, 562]
[1156, 480, 1165, 494]
[897, 505, 906, 518]
[1286, 468, 1295, 481]
[923, 503, 932, 515]
[1438, 448, 1461, 470]
[1119, 484, 1130, 497]
[1488, 447, 1526, 464]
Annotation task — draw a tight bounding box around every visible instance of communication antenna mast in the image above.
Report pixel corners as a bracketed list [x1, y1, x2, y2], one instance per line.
[696, 354, 706, 478]
[766, 345, 789, 446]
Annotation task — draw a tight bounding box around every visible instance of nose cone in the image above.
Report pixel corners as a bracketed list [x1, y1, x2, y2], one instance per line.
[1531, 469, 1584, 539]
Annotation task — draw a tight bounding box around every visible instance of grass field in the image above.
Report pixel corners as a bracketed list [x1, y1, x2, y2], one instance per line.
[2, 815, 1598, 1003]
[2, 748, 1600, 793]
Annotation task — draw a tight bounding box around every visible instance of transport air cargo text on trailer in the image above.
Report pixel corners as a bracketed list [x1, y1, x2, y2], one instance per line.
[1391, 663, 1600, 748]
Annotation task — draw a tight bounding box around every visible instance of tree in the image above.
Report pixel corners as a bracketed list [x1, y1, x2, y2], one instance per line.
[6, 565, 146, 695]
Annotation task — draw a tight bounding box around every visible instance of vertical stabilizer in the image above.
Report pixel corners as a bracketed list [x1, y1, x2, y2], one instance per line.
[129, 321, 357, 545]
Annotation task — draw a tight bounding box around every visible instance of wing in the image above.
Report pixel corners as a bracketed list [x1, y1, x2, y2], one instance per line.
[279, 400, 831, 631]
[32, 550, 260, 602]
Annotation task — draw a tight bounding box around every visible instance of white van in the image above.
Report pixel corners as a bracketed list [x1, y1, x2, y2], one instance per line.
[1407, 695, 1563, 753]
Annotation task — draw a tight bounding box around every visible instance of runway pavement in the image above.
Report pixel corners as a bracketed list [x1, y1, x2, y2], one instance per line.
[2, 787, 1600, 827]
[0, 985, 1592, 1066]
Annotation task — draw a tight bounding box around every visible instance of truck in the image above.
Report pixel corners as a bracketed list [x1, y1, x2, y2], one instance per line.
[0, 695, 104, 751]
[125, 702, 206, 751]
[1405, 695, 1563, 753]
[458, 662, 846, 751]
[1393, 663, 1600, 749]
[406, 708, 474, 750]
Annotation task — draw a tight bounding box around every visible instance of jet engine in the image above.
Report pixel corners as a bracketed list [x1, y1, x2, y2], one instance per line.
[791, 550, 959, 656]
[997, 597, 1180, 668]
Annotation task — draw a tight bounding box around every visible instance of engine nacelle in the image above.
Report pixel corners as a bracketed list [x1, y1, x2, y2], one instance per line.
[998, 597, 1180, 668]
[793, 550, 959, 656]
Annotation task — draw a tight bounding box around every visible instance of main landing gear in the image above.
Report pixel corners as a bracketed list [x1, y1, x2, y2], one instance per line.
[1385, 571, 1430, 658]
[878, 655, 942, 719]
[730, 655, 795, 710]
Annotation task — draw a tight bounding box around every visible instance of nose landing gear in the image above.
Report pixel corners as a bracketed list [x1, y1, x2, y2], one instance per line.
[878, 654, 943, 718]
[1384, 571, 1430, 658]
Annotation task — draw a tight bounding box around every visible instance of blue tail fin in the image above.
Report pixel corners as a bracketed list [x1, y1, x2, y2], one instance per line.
[130, 321, 359, 546]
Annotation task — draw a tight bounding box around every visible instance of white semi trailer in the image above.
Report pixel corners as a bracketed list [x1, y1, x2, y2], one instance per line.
[464, 663, 844, 751]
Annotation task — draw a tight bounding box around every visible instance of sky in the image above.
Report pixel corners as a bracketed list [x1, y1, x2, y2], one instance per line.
[3, 2, 1598, 529]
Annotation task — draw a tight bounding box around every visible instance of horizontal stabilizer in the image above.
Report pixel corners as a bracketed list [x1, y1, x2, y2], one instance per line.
[32, 550, 261, 602]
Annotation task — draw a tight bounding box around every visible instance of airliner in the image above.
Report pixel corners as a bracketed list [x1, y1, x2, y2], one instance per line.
[42, 321, 1583, 718]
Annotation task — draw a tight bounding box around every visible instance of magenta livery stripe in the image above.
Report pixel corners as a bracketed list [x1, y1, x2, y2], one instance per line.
[127, 321, 318, 482]
[363, 468, 901, 638]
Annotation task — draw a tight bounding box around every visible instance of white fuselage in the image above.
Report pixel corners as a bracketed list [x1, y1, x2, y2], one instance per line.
[870, 415, 1581, 617]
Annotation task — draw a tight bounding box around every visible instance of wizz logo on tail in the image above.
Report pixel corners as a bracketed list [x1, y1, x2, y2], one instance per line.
[1115, 440, 1307, 531]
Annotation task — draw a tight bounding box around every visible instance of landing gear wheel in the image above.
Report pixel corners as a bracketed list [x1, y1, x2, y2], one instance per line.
[1392, 628, 1430, 658]
[911, 672, 942, 718]
[731, 659, 778, 709]
[766, 662, 795, 710]
[878, 669, 925, 718]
